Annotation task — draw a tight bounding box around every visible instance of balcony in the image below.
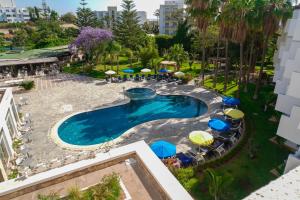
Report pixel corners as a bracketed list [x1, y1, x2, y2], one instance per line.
[284, 152, 300, 173]
[276, 106, 300, 145]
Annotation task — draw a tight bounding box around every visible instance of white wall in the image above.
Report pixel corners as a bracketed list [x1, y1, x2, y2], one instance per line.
[0, 88, 19, 181]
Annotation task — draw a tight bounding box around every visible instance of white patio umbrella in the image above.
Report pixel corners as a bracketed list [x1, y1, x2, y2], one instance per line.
[174, 71, 185, 77]
[105, 70, 116, 75]
[141, 68, 151, 73]
[105, 70, 116, 82]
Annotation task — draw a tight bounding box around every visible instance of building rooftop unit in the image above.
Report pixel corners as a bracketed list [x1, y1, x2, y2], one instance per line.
[0, 141, 193, 200]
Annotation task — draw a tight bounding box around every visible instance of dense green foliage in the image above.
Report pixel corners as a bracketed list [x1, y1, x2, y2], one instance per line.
[37, 173, 121, 200]
[76, 0, 100, 28]
[113, 0, 147, 51]
[169, 44, 189, 70]
[60, 12, 77, 24]
[20, 80, 35, 90]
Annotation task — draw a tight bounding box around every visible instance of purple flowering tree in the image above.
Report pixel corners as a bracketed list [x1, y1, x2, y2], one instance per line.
[70, 27, 113, 66]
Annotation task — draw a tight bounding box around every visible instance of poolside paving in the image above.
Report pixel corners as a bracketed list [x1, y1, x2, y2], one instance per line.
[14, 73, 222, 167]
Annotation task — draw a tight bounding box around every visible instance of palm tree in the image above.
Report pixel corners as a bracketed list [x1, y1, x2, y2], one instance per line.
[205, 168, 233, 200]
[220, 0, 252, 97]
[218, 1, 233, 92]
[186, 0, 222, 85]
[106, 41, 122, 73]
[253, 0, 293, 99]
[169, 44, 189, 71]
[243, 0, 265, 92]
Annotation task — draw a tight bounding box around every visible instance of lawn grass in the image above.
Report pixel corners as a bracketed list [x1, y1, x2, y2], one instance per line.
[62, 59, 204, 79]
[190, 81, 290, 200]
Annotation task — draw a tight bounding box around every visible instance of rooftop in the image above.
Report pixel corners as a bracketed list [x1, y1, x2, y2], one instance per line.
[0, 141, 193, 200]
[0, 46, 69, 60]
[244, 165, 300, 200]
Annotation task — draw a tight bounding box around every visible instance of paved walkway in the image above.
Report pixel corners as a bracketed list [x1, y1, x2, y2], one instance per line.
[15, 73, 222, 167]
[30, 74, 95, 90]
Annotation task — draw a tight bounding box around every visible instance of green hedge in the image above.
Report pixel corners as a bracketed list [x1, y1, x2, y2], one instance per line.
[20, 80, 35, 90]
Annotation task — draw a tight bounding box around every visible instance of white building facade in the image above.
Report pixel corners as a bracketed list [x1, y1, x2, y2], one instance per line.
[159, 0, 184, 35]
[0, 7, 30, 23]
[273, 7, 300, 172]
[0, 0, 29, 23]
[94, 6, 147, 29]
[0, 0, 16, 8]
[0, 88, 19, 182]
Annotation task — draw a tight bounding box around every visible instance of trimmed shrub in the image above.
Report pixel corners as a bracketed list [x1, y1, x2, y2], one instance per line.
[20, 80, 35, 90]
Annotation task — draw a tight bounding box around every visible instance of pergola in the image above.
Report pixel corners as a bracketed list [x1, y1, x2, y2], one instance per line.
[160, 61, 177, 71]
[0, 57, 59, 77]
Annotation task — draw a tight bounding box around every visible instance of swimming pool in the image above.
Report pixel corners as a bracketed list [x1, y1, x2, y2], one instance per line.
[57, 91, 208, 146]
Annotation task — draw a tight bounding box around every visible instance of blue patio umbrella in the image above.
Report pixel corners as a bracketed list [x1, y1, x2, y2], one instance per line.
[222, 96, 240, 106]
[122, 69, 134, 73]
[150, 140, 176, 159]
[208, 118, 231, 132]
[159, 68, 169, 73]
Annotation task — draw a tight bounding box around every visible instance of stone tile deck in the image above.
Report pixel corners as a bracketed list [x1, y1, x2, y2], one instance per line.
[15, 73, 222, 166]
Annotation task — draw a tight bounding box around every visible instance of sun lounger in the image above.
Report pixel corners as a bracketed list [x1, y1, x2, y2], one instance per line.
[176, 152, 194, 167]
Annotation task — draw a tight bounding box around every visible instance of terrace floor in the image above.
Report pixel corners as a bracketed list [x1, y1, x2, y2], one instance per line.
[14, 73, 221, 167]
[11, 160, 152, 200]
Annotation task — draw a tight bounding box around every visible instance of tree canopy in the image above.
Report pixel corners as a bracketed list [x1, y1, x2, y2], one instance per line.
[113, 0, 147, 50]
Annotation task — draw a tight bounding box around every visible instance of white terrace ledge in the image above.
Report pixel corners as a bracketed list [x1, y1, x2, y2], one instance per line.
[0, 140, 193, 200]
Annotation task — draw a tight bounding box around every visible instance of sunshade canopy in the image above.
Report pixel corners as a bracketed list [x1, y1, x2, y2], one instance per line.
[208, 118, 231, 132]
[150, 140, 176, 159]
[222, 96, 240, 106]
[189, 131, 214, 146]
[141, 68, 151, 73]
[174, 71, 185, 77]
[224, 108, 245, 119]
[122, 69, 134, 73]
[105, 70, 116, 75]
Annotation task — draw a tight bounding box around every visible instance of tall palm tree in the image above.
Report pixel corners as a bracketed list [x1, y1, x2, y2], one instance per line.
[218, 1, 234, 92]
[243, 0, 265, 92]
[253, 0, 293, 99]
[220, 0, 252, 97]
[186, 0, 222, 85]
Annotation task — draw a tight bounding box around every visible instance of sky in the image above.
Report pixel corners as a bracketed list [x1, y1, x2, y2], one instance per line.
[16, 0, 165, 19]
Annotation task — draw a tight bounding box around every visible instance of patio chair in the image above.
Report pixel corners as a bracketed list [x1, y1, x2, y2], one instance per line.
[214, 144, 226, 157]
[123, 75, 128, 81]
[63, 155, 76, 165]
[134, 74, 140, 81]
[187, 150, 205, 164]
[49, 158, 62, 168]
[152, 74, 157, 80]
[141, 74, 145, 80]
[176, 152, 194, 167]
[129, 74, 134, 80]
[117, 76, 122, 82]
[19, 97, 28, 106]
[34, 163, 48, 173]
[146, 74, 151, 80]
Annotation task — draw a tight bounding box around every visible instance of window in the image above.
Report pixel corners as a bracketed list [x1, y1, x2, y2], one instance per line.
[5, 111, 17, 138]
[0, 130, 9, 172]
[10, 100, 18, 123]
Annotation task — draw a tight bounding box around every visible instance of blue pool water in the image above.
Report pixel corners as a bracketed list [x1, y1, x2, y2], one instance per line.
[58, 94, 208, 146]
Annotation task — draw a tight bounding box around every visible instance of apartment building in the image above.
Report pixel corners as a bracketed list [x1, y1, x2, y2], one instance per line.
[0, 0, 30, 23]
[0, 0, 16, 8]
[159, 0, 184, 35]
[273, 7, 300, 172]
[94, 6, 147, 29]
